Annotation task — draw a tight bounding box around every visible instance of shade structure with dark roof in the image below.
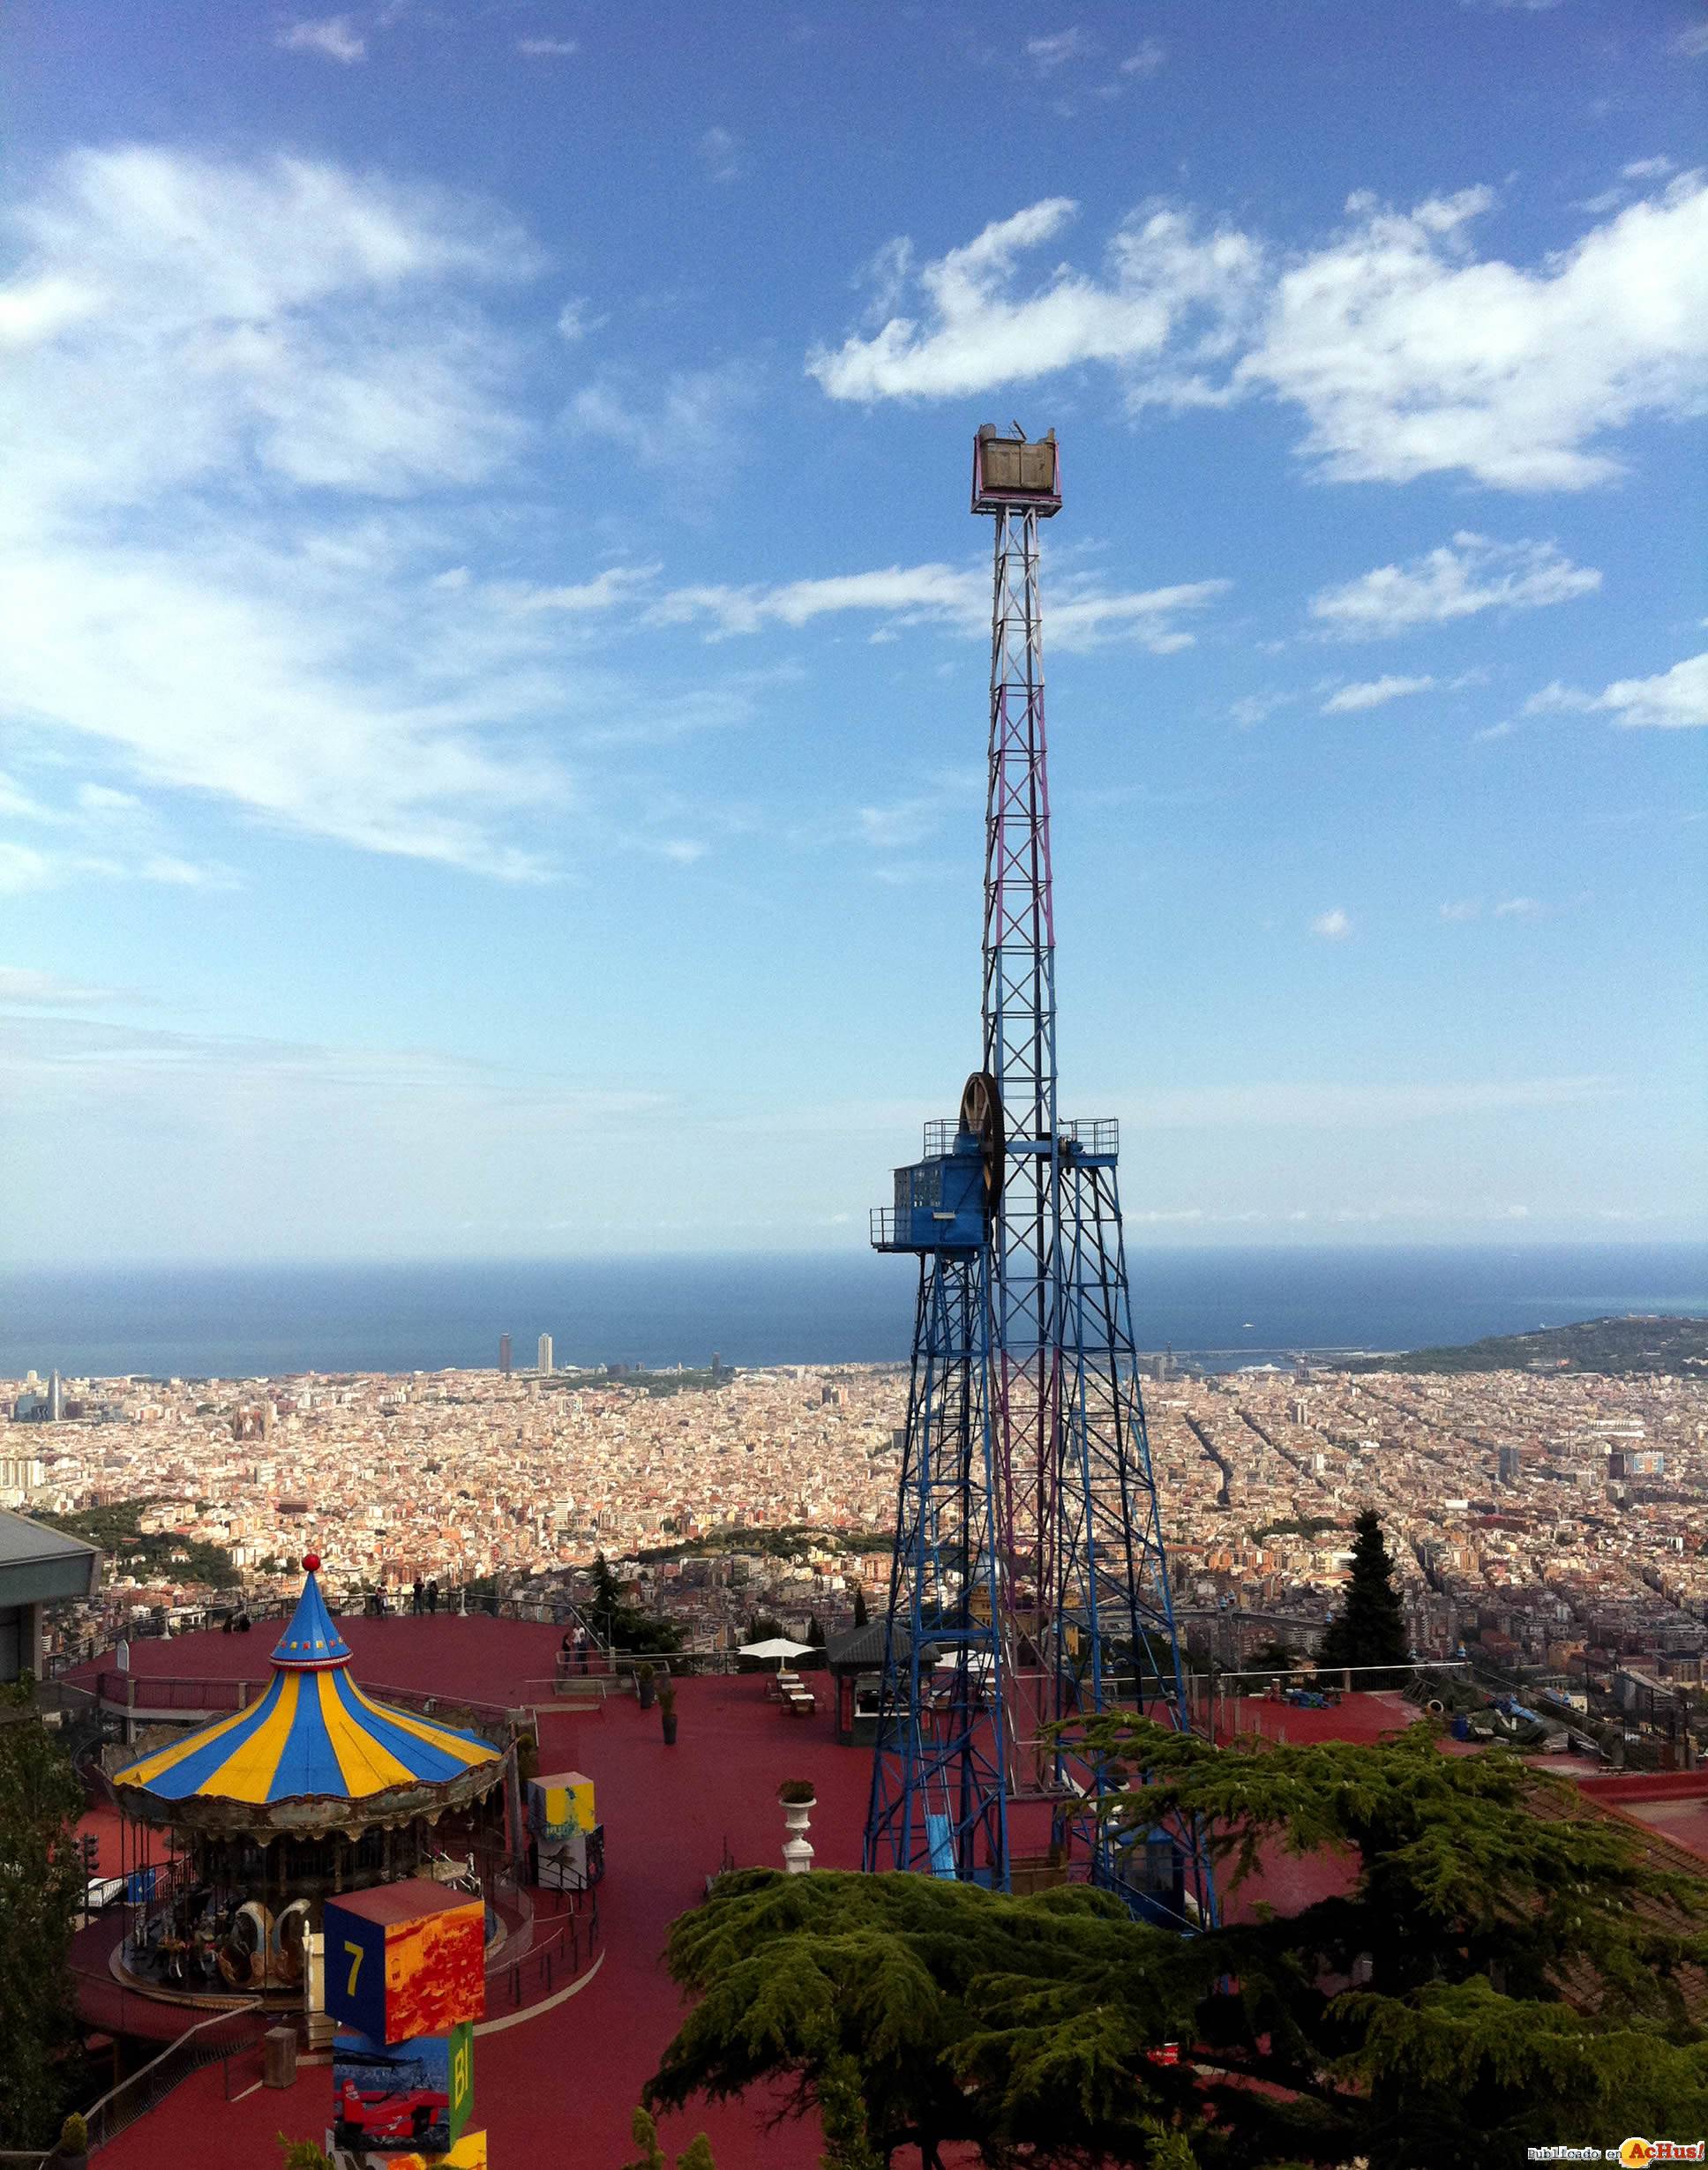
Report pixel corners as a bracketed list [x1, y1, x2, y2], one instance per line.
[0, 1507, 101, 1683]
[109, 1562, 503, 1839]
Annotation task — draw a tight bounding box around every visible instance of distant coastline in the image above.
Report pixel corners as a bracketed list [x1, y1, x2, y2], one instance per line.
[2, 1242, 1704, 1381]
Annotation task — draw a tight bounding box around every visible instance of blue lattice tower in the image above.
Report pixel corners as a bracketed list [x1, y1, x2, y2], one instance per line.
[865, 1141, 1008, 1880]
[866, 429, 1213, 1924]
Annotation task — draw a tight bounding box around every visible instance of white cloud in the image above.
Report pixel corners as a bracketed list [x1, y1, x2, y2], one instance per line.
[277, 16, 366, 63]
[1595, 652, 1708, 730]
[0, 146, 570, 878]
[1027, 27, 1091, 71]
[518, 37, 578, 58]
[1242, 178, 1708, 487]
[556, 296, 606, 342]
[1439, 899, 1481, 921]
[1231, 690, 1295, 728]
[513, 565, 662, 616]
[1308, 533, 1600, 638]
[698, 127, 741, 183]
[1677, 23, 1708, 60]
[1624, 156, 1675, 181]
[1322, 674, 1435, 714]
[0, 966, 122, 1006]
[570, 364, 754, 478]
[0, 844, 56, 894]
[1120, 40, 1165, 76]
[1311, 908, 1352, 939]
[806, 197, 1263, 404]
[642, 560, 1225, 652]
[1526, 652, 1708, 730]
[810, 177, 1708, 489]
[1494, 895, 1545, 918]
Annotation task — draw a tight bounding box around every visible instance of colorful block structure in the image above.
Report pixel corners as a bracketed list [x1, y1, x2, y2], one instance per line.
[324, 1878, 485, 2043]
[527, 1770, 595, 1841]
[334, 2129, 486, 2170]
[333, 2020, 473, 2156]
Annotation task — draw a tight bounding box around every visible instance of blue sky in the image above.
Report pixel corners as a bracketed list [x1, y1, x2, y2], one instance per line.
[2, 1, 1704, 1264]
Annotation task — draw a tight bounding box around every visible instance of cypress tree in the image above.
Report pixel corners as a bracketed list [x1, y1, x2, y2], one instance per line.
[1318, 1508, 1409, 1687]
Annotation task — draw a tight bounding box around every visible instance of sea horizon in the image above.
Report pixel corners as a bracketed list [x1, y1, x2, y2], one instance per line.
[2, 1240, 1704, 1382]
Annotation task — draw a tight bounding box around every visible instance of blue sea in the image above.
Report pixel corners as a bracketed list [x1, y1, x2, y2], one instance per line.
[0, 1245, 1703, 1381]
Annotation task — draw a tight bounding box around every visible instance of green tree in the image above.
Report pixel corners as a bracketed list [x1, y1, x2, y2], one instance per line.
[622, 2104, 717, 2169]
[645, 1721, 1708, 2170]
[1316, 1508, 1408, 1687]
[0, 1697, 87, 2146]
[588, 1553, 684, 1658]
[852, 1584, 869, 1629]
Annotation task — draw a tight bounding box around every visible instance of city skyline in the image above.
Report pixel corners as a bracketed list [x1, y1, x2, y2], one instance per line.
[3, 3, 1704, 1265]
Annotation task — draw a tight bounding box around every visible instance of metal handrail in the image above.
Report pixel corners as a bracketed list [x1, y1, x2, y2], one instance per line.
[73, 2001, 267, 2152]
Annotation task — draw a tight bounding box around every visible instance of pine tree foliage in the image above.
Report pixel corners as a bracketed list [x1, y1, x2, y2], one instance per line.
[0, 1702, 86, 2147]
[1315, 1509, 1408, 1686]
[622, 2104, 719, 2170]
[648, 1722, 1708, 2170]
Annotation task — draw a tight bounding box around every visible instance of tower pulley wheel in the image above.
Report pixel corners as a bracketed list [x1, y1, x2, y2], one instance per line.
[958, 1070, 1004, 1221]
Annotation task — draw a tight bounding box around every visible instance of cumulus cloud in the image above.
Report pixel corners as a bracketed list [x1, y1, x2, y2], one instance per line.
[809, 176, 1708, 489]
[806, 197, 1263, 406]
[1322, 674, 1435, 713]
[1241, 178, 1708, 487]
[277, 16, 366, 63]
[1308, 533, 1601, 638]
[1311, 908, 1352, 939]
[1526, 652, 1708, 730]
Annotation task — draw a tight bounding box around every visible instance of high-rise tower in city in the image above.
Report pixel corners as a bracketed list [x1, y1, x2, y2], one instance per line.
[537, 1335, 552, 1377]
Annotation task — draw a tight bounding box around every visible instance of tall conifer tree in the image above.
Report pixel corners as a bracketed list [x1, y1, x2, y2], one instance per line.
[1318, 1508, 1409, 1687]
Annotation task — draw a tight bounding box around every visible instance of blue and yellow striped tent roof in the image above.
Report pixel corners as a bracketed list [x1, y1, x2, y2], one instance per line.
[113, 1568, 499, 1810]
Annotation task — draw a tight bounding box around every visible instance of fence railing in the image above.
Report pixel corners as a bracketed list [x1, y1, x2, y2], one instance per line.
[74, 2002, 268, 2153]
[488, 1885, 601, 2011]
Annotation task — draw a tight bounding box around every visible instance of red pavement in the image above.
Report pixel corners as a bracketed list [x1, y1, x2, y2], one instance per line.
[86, 1620, 861, 2168]
[70, 1626, 1497, 2168]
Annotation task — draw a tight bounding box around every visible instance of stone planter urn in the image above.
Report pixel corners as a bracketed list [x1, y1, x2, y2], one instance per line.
[778, 1786, 816, 1874]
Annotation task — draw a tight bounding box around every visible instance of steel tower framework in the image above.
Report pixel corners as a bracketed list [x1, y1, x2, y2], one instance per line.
[865, 430, 1214, 1922]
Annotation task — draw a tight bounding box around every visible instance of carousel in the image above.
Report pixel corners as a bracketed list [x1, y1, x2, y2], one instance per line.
[103, 1555, 508, 2003]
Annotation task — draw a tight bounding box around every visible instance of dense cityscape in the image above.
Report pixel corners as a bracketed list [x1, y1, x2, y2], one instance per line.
[10, 1348, 1704, 1720]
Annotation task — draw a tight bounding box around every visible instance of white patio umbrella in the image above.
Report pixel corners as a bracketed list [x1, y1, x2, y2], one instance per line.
[739, 1635, 815, 1666]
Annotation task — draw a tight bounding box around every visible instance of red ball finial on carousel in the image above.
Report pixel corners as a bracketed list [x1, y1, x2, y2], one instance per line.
[303, 1553, 321, 1574]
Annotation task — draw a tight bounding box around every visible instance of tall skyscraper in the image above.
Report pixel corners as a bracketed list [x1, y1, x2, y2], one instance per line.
[537, 1335, 552, 1377]
[47, 1371, 63, 1422]
[499, 1334, 512, 1377]
[1498, 1444, 1521, 1486]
